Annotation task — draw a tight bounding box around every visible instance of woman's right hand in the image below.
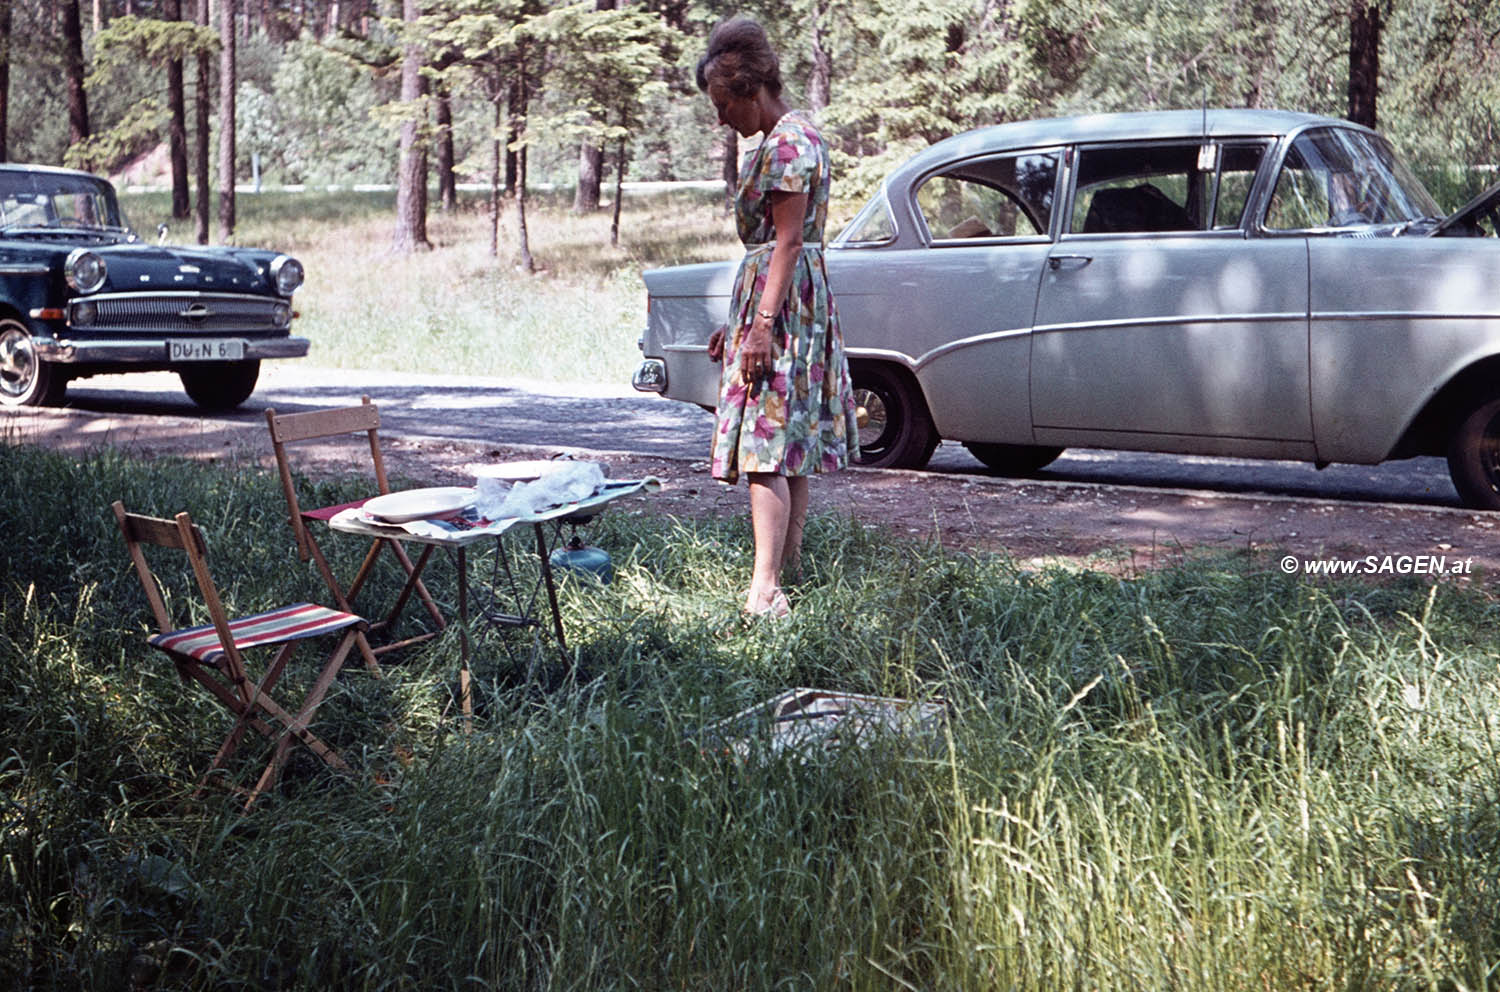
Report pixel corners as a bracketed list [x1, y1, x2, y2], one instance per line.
[707, 327, 725, 363]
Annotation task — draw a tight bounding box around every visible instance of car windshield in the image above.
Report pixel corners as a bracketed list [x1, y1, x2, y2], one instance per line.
[0, 171, 128, 232]
[1265, 127, 1439, 230]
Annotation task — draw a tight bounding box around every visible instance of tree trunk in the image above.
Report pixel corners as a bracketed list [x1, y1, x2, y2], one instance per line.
[807, 2, 831, 112]
[504, 80, 520, 194]
[436, 84, 456, 212]
[392, 0, 430, 253]
[217, 0, 236, 240]
[194, 0, 210, 242]
[609, 137, 625, 247]
[517, 145, 533, 272]
[63, 0, 89, 146]
[489, 101, 501, 257]
[574, 141, 603, 212]
[0, 0, 11, 161]
[1347, 3, 1381, 129]
[164, 0, 191, 219]
[514, 71, 533, 273]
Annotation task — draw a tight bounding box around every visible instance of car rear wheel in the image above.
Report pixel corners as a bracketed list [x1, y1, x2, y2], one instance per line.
[851, 364, 937, 469]
[963, 442, 1064, 476]
[179, 359, 261, 411]
[0, 319, 65, 407]
[1447, 395, 1500, 510]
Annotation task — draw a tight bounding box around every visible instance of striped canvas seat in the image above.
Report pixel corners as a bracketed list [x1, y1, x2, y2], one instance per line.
[149, 602, 365, 666]
[114, 501, 369, 810]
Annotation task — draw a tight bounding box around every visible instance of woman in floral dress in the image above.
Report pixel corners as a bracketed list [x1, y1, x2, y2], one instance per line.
[696, 16, 860, 618]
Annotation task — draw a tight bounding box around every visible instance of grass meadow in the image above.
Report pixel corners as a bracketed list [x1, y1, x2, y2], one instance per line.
[122, 186, 743, 390]
[4, 442, 1500, 990]
[3, 187, 1500, 988]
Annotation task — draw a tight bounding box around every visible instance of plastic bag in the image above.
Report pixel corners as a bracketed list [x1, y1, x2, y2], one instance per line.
[476, 461, 606, 519]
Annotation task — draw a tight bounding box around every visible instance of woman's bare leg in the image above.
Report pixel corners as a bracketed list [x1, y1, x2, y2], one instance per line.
[782, 475, 809, 583]
[746, 473, 790, 613]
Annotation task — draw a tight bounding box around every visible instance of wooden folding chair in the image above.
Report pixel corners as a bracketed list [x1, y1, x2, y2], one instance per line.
[265, 397, 446, 672]
[112, 501, 369, 809]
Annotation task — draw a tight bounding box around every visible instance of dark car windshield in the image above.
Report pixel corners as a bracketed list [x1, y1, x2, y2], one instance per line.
[0, 171, 128, 233]
[1265, 127, 1439, 230]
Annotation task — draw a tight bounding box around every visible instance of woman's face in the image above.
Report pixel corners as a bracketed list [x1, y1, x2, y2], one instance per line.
[707, 77, 760, 138]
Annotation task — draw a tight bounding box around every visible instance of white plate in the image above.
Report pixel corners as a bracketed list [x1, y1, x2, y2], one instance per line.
[363, 486, 476, 523]
[468, 459, 573, 484]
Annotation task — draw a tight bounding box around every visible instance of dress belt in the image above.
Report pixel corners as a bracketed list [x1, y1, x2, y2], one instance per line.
[743, 242, 825, 256]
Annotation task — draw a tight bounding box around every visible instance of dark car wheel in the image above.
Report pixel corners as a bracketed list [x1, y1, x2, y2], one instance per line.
[0, 318, 65, 407]
[179, 359, 261, 411]
[963, 442, 1065, 476]
[1447, 395, 1500, 510]
[851, 363, 937, 469]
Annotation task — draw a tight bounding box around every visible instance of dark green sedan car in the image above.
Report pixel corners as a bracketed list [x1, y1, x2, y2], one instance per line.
[0, 163, 307, 410]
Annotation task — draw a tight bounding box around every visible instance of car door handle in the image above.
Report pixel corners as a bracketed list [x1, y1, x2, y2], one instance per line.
[1048, 254, 1093, 271]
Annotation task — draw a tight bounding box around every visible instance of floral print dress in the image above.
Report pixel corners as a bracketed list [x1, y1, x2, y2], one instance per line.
[710, 111, 859, 484]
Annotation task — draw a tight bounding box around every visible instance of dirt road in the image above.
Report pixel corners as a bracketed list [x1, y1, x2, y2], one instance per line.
[7, 371, 1498, 580]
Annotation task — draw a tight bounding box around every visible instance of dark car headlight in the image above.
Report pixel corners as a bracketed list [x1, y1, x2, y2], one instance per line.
[64, 248, 107, 294]
[270, 255, 304, 296]
[70, 300, 98, 326]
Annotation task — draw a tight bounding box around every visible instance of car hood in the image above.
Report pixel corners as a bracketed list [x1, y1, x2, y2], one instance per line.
[1430, 178, 1500, 236]
[0, 237, 280, 294]
[90, 243, 277, 294]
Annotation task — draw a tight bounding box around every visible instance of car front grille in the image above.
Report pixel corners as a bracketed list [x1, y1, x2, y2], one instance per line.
[74, 292, 285, 333]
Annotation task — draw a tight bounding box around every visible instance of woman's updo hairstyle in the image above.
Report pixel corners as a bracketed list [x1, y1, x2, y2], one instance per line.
[696, 16, 782, 98]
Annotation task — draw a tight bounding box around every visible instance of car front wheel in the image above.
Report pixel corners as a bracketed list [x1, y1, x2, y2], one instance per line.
[0, 318, 65, 407]
[963, 442, 1064, 476]
[179, 359, 261, 411]
[851, 364, 937, 470]
[1446, 395, 1500, 510]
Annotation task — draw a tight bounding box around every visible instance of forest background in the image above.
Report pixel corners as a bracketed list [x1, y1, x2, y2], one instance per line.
[4, 0, 1500, 257]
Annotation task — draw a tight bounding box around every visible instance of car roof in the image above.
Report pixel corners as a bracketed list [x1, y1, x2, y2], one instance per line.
[0, 162, 107, 181]
[893, 109, 1360, 180]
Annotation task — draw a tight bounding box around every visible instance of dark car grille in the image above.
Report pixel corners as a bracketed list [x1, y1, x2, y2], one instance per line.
[77, 292, 285, 333]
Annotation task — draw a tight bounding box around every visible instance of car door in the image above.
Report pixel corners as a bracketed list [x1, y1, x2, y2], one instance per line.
[831, 149, 1060, 442]
[1030, 140, 1315, 458]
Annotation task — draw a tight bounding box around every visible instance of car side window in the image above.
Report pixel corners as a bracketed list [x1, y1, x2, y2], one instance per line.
[840, 189, 897, 244]
[1069, 141, 1267, 234]
[915, 151, 1058, 242]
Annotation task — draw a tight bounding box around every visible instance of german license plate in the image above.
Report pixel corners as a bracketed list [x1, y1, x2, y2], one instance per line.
[169, 339, 244, 361]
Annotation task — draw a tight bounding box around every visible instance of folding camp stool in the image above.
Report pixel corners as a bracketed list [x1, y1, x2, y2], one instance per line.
[113, 501, 368, 809]
[265, 397, 446, 673]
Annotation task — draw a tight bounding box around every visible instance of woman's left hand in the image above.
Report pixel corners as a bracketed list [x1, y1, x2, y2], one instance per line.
[739, 312, 775, 385]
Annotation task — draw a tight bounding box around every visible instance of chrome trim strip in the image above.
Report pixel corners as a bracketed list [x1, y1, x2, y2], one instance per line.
[913, 327, 1033, 369]
[1032, 311, 1305, 335]
[1311, 310, 1500, 322]
[0, 264, 50, 276]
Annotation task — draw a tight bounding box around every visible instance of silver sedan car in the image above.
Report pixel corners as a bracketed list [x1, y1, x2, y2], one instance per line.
[634, 109, 1500, 509]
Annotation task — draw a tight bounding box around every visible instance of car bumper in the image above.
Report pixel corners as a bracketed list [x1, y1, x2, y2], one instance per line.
[33, 336, 311, 364]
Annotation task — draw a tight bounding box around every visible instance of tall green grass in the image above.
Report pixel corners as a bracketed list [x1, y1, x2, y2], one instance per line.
[119, 188, 742, 390]
[4, 440, 1500, 989]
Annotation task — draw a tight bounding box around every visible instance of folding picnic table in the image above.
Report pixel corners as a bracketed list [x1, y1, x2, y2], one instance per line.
[327, 478, 659, 720]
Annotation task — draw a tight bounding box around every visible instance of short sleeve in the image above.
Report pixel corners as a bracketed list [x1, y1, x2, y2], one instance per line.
[756, 123, 819, 195]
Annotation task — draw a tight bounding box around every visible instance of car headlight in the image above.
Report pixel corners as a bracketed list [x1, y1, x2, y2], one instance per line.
[270, 255, 304, 296]
[70, 300, 98, 326]
[64, 248, 107, 294]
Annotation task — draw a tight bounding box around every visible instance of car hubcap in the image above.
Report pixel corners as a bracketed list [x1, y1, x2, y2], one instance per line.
[854, 387, 892, 456]
[0, 326, 37, 400]
[1480, 410, 1500, 495]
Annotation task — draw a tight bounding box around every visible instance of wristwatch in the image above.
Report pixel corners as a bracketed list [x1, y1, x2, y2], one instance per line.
[756, 308, 775, 320]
